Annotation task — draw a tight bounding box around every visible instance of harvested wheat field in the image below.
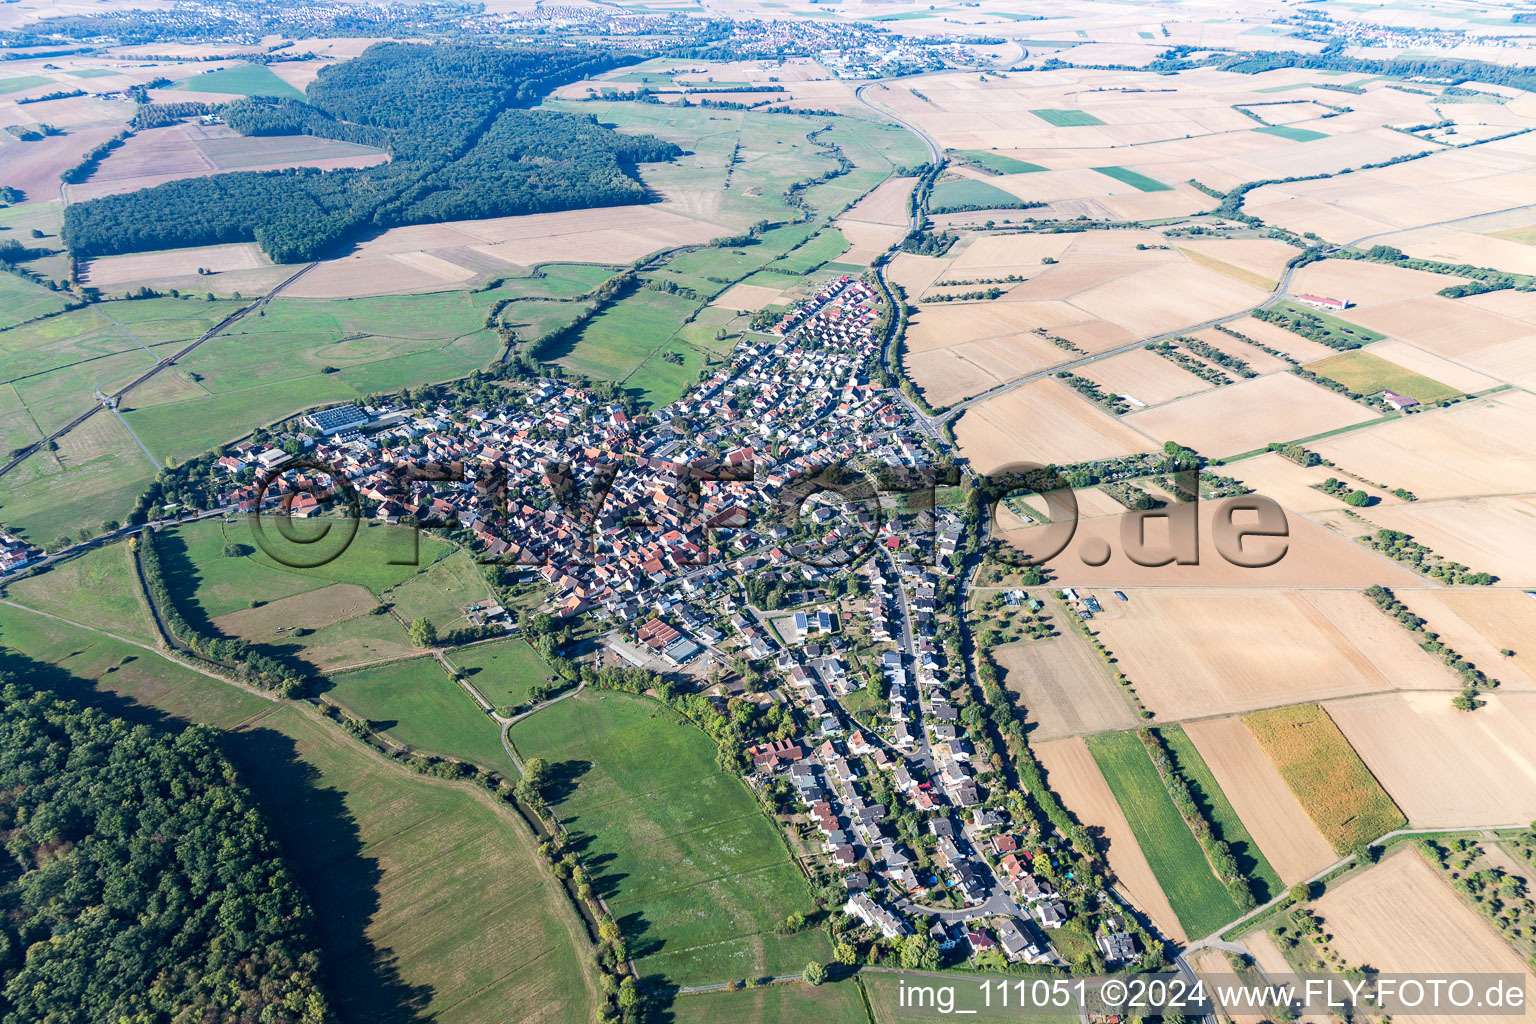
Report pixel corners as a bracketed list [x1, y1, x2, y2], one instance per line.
[1189, 949, 1269, 1024]
[1364, 495, 1536, 586]
[1290, 259, 1471, 307]
[1221, 315, 1341, 362]
[2, 123, 124, 200]
[1313, 850, 1529, 1024]
[1070, 262, 1269, 338]
[1183, 716, 1337, 885]
[956, 378, 1153, 472]
[1327, 691, 1536, 827]
[1174, 238, 1296, 291]
[710, 282, 785, 312]
[886, 252, 950, 295]
[1086, 589, 1448, 721]
[997, 501, 1424, 589]
[80, 242, 283, 291]
[1076, 347, 1215, 408]
[1126, 372, 1379, 457]
[1399, 589, 1536, 689]
[992, 632, 1138, 741]
[1035, 736, 1185, 942]
[1312, 391, 1536, 500]
[1345, 296, 1536, 386]
[1226, 452, 1396, 514]
[1360, 339, 1501, 393]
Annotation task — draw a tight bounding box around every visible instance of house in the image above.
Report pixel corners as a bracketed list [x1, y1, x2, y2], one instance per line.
[1099, 929, 1138, 963]
[843, 893, 907, 939]
[1381, 389, 1419, 412]
[996, 917, 1039, 962]
[1035, 900, 1068, 929]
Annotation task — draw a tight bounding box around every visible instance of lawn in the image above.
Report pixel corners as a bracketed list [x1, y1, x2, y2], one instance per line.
[956, 150, 1048, 174]
[764, 227, 851, 275]
[1254, 124, 1328, 142]
[323, 656, 511, 769]
[1086, 730, 1244, 939]
[1031, 108, 1105, 127]
[1244, 703, 1406, 853]
[1158, 724, 1283, 903]
[930, 178, 1029, 212]
[1092, 166, 1173, 192]
[1305, 350, 1461, 403]
[171, 62, 305, 100]
[3, 540, 155, 644]
[444, 636, 554, 709]
[510, 690, 828, 987]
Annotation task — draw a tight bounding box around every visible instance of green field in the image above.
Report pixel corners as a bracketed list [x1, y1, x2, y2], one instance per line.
[1254, 124, 1329, 142]
[171, 63, 304, 100]
[956, 150, 1048, 174]
[546, 286, 703, 406]
[1306, 350, 1461, 403]
[323, 656, 510, 768]
[0, 272, 74, 330]
[0, 75, 49, 95]
[445, 636, 554, 709]
[863, 973, 1078, 1022]
[1158, 725, 1283, 903]
[1031, 108, 1105, 127]
[0, 413, 159, 549]
[1244, 704, 1406, 853]
[383, 548, 495, 634]
[765, 227, 852, 275]
[670, 980, 869, 1024]
[930, 178, 1029, 212]
[1092, 166, 1173, 192]
[3, 541, 155, 644]
[1086, 730, 1244, 939]
[511, 691, 828, 987]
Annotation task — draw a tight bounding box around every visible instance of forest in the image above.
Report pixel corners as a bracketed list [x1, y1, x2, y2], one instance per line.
[0, 677, 332, 1023]
[62, 43, 681, 264]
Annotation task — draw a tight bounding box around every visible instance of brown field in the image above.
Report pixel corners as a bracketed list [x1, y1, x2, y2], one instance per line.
[1084, 589, 1451, 720]
[991, 630, 1138, 741]
[1362, 495, 1536, 585]
[286, 205, 722, 298]
[1076, 347, 1215, 407]
[1189, 949, 1269, 1024]
[1183, 716, 1337, 885]
[1362, 339, 1502, 393]
[995, 499, 1424, 588]
[212, 583, 378, 637]
[710, 282, 785, 311]
[1291, 259, 1470, 307]
[837, 174, 914, 226]
[1312, 849, 1530, 1024]
[1404, 228, 1536, 278]
[1311, 391, 1536, 499]
[0, 123, 124, 201]
[1186, 327, 1294, 375]
[1175, 238, 1295, 291]
[955, 377, 1154, 471]
[1345, 295, 1536, 386]
[1034, 736, 1186, 942]
[80, 242, 278, 289]
[1069, 262, 1268, 338]
[1327, 691, 1536, 827]
[1125, 372, 1379, 456]
[66, 123, 388, 201]
[1399, 589, 1536, 689]
[1226, 451, 1397, 513]
[1221, 315, 1341, 362]
[886, 252, 949, 295]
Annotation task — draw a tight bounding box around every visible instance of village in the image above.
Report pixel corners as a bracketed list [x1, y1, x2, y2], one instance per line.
[177, 271, 1144, 972]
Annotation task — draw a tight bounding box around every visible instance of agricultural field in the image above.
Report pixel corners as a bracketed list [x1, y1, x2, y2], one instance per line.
[509, 690, 827, 987]
[1309, 849, 1529, 1023]
[1092, 166, 1172, 192]
[169, 62, 305, 100]
[1305, 350, 1462, 404]
[1035, 736, 1184, 942]
[954, 378, 1152, 471]
[2, 540, 154, 644]
[1182, 716, 1337, 885]
[1083, 589, 1449, 720]
[1310, 391, 1536, 500]
[990, 629, 1138, 740]
[1157, 724, 1283, 903]
[957, 150, 1047, 174]
[1253, 124, 1327, 142]
[1085, 729, 1246, 939]
[382, 548, 496, 635]
[1126, 372, 1379, 457]
[1032, 109, 1106, 127]
[1351, 494, 1536, 586]
[1325, 692, 1536, 827]
[210, 583, 416, 674]
[1243, 703, 1406, 852]
[669, 980, 868, 1024]
[322, 656, 510, 769]
[0, 272, 73, 330]
[930, 178, 1029, 211]
[445, 636, 556, 709]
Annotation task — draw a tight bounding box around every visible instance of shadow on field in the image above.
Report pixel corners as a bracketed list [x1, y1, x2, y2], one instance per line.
[543, 756, 591, 803]
[1, 644, 435, 1024]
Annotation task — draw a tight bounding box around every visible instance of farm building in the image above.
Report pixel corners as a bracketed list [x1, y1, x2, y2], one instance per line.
[1381, 390, 1419, 412]
[1298, 294, 1351, 311]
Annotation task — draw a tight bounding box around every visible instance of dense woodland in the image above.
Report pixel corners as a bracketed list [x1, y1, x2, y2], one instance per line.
[62, 43, 681, 263]
[0, 678, 332, 1024]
